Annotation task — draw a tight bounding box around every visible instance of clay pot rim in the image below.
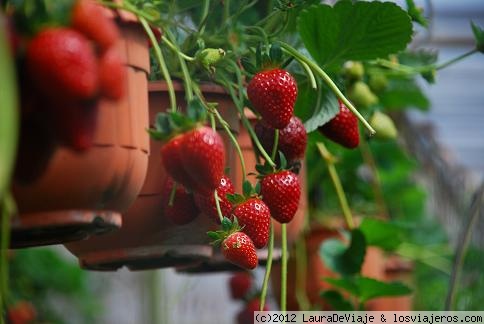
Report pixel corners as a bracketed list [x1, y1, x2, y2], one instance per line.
[149, 80, 230, 95]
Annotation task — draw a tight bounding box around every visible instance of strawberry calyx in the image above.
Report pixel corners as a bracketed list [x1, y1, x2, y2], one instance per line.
[241, 43, 284, 75]
[226, 180, 261, 206]
[148, 98, 207, 142]
[255, 151, 291, 178]
[207, 216, 243, 246]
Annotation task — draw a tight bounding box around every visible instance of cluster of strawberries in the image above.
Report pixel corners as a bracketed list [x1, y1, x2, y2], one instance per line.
[228, 272, 269, 324]
[10, 0, 126, 182]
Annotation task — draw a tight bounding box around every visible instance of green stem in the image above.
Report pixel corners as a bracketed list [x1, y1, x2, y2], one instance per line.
[211, 108, 247, 182]
[99, 1, 157, 22]
[445, 184, 484, 311]
[270, 130, 279, 161]
[0, 195, 13, 319]
[295, 235, 310, 311]
[160, 36, 196, 62]
[259, 223, 274, 311]
[278, 42, 375, 136]
[199, 0, 210, 35]
[223, 0, 230, 22]
[316, 142, 354, 229]
[435, 49, 478, 70]
[140, 18, 177, 113]
[300, 60, 317, 90]
[214, 190, 225, 223]
[168, 182, 177, 206]
[281, 224, 288, 313]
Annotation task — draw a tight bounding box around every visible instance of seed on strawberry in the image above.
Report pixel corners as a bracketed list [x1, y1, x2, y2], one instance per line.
[255, 116, 307, 164]
[222, 232, 258, 270]
[71, 0, 119, 52]
[161, 177, 199, 225]
[247, 68, 297, 129]
[229, 272, 253, 300]
[260, 170, 300, 224]
[236, 298, 268, 324]
[180, 126, 226, 193]
[318, 101, 360, 149]
[194, 175, 235, 223]
[160, 135, 201, 192]
[98, 47, 126, 100]
[233, 198, 270, 249]
[26, 28, 98, 101]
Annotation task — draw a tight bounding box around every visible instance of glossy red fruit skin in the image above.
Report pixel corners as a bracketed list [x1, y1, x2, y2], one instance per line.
[255, 116, 307, 163]
[161, 177, 199, 225]
[222, 232, 258, 270]
[236, 298, 268, 324]
[229, 272, 253, 300]
[194, 175, 234, 223]
[26, 28, 98, 101]
[7, 301, 36, 324]
[180, 126, 226, 193]
[247, 69, 297, 129]
[98, 47, 126, 100]
[261, 170, 301, 224]
[71, 0, 119, 51]
[160, 135, 201, 192]
[318, 101, 359, 148]
[233, 198, 271, 249]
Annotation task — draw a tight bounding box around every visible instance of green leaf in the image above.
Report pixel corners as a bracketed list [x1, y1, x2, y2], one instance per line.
[226, 193, 245, 205]
[300, 84, 339, 133]
[325, 276, 412, 303]
[278, 151, 287, 170]
[242, 180, 253, 197]
[380, 79, 429, 110]
[398, 49, 438, 67]
[405, 0, 428, 27]
[186, 98, 207, 122]
[269, 43, 283, 64]
[320, 229, 366, 276]
[320, 290, 354, 311]
[471, 21, 484, 53]
[298, 2, 413, 70]
[0, 25, 19, 198]
[359, 218, 404, 251]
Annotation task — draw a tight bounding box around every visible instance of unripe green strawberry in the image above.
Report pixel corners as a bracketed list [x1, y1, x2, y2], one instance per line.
[197, 48, 226, 70]
[247, 68, 297, 129]
[233, 198, 271, 248]
[343, 61, 364, 80]
[347, 81, 378, 108]
[368, 72, 388, 93]
[26, 28, 98, 101]
[370, 111, 398, 139]
[318, 101, 359, 149]
[222, 232, 258, 270]
[260, 170, 300, 224]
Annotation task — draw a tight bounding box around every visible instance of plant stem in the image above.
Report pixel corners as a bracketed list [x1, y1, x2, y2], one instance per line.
[214, 190, 224, 223]
[278, 42, 375, 136]
[281, 223, 288, 313]
[199, 0, 210, 35]
[295, 235, 310, 311]
[270, 130, 279, 161]
[140, 18, 177, 113]
[160, 36, 196, 62]
[435, 49, 478, 70]
[445, 183, 484, 311]
[299, 60, 317, 90]
[0, 195, 13, 319]
[168, 182, 177, 206]
[259, 223, 274, 311]
[316, 142, 354, 229]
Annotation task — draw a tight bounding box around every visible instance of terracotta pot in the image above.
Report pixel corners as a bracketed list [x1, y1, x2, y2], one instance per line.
[271, 224, 387, 310]
[65, 81, 239, 271]
[9, 18, 150, 248]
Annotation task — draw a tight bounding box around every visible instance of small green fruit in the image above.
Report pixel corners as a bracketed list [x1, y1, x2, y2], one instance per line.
[370, 111, 398, 139]
[368, 72, 388, 92]
[343, 61, 365, 80]
[348, 81, 378, 108]
[197, 48, 226, 71]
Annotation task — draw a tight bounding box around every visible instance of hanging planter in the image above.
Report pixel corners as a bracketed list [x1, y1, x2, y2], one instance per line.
[9, 10, 150, 248]
[65, 81, 240, 271]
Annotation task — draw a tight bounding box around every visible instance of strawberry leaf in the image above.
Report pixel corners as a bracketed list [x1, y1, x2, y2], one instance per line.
[254, 181, 261, 195]
[278, 151, 288, 170]
[405, 0, 428, 27]
[186, 98, 207, 123]
[241, 57, 257, 75]
[226, 193, 245, 205]
[269, 43, 283, 65]
[221, 216, 233, 231]
[242, 180, 253, 197]
[471, 21, 484, 53]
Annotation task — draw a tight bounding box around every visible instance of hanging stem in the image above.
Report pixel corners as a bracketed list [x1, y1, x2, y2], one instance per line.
[445, 183, 484, 310]
[140, 18, 177, 113]
[259, 223, 274, 311]
[281, 224, 288, 313]
[278, 42, 375, 136]
[0, 194, 13, 320]
[214, 190, 225, 223]
[316, 142, 354, 229]
[160, 35, 196, 62]
[270, 130, 279, 162]
[199, 0, 210, 35]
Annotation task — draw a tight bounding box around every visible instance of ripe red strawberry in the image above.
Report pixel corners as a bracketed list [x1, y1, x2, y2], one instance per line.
[26, 28, 98, 101]
[194, 175, 235, 223]
[161, 177, 199, 225]
[254, 116, 307, 163]
[98, 47, 126, 100]
[318, 101, 359, 148]
[160, 135, 202, 192]
[53, 100, 99, 151]
[7, 301, 36, 324]
[236, 298, 269, 324]
[260, 170, 300, 224]
[229, 272, 253, 300]
[233, 198, 270, 249]
[222, 232, 258, 270]
[247, 68, 297, 129]
[180, 126, 226, 193]
[71, 0, 119, 52]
